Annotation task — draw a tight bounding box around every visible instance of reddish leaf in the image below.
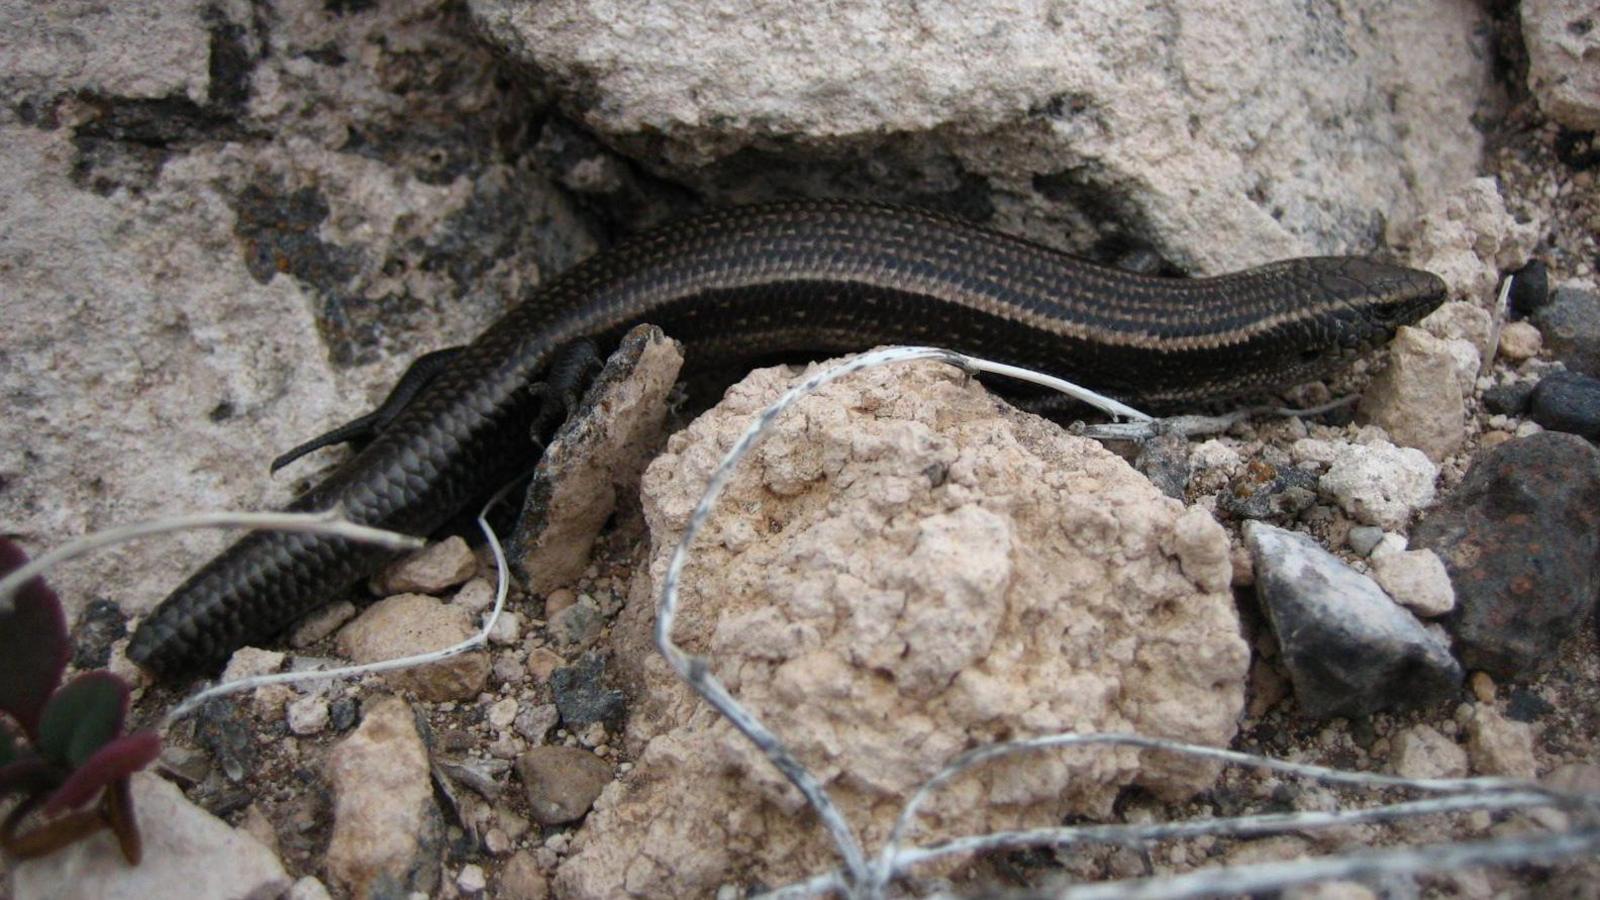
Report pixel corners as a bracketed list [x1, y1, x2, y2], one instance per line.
[104, 777, 142, 864]
[0, 538, 70, 740]
[44, 731, 159, 815]
[0, 757, 58, 800]
[37, 672, 128, 768]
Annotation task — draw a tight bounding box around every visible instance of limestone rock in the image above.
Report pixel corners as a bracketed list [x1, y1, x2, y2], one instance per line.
[1244, 522, 1461, 719]
[1390, 724, 1468, 780]
[1316, 440, 1438, 530]
[9, 773, 289, 900]
[1522, 0, 1600, 131]
[1465, 706, 1537, 778]
[325, 695, 442, 898]
[558, 355, 1249, 898]
[1372, 549, 1456, 618]
[1358, 326, 1467, 462]
[336, 593, 490, 701]
[472, 0, 1489, 274]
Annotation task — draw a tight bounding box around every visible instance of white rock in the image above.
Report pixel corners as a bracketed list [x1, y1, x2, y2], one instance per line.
[472, 0, 1489, 274]
[286, 876, 334, 900]
[487, 610, 522, 645]
[1358, 326, 1466, 462]
[1373, 549, 1456, 617]
[556, 355, 1249, 898]
[1522, 0, 1600, 130]
[221, 646, 285, 682]
[1390, 724, 1468, 780]
[1498, 320, 1543, 362]
[10, 773, 289, 900]
[1318, 442, 1438, 530]
[488, 697, 521, 731]
[458, 864, 488, 894]
[288, 695, 331, 736]
[453, 578, 498, 614]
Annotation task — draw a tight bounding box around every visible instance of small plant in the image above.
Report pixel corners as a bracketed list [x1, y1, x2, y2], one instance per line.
[0, 537, 160, 864]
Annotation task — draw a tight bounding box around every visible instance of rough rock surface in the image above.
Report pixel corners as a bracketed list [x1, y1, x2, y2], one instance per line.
[1387, 177, 1541, 305]
[1411, 432, 1600, 679]
[1244, 522, 1461, 719]
[1389, 724, 1468, 780]
[1372, 549, 1456, 618]
[325, 695, 442, 898]
[1358, 326, 1466, 462]
[0, 0, 597, 623]
[559, 356, 1249, 898]
[471, 0, 1489, 273]
[1522, 0, 1600, 130]
[512, 326, 685, 594]
[9, 773, 289, 900]
[336, 593, 490, 702]
[372, 536, 477, 596]
[1532, 284, 1600, 377]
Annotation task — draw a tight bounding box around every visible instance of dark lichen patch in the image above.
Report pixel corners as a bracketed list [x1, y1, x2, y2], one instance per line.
[69, 94, 252, 196]
[230, 181, 392, 365]
[204, 8, 257, 114]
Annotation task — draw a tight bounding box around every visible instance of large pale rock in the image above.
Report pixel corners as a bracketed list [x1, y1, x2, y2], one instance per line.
[472, 0, 1489, 273]
[325, 695, 442, 898]
[0, 0, 596, 623]
[559, 355, 1249, 897]
[1522, 0, 1600, 131]
[9, 773, 289, 900]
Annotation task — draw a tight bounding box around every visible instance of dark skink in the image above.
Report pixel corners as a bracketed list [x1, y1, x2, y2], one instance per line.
[126, 200, 1446, 675]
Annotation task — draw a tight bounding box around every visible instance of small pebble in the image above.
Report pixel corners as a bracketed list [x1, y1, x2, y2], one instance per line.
[454, 578, 497, 614]
[374, 536, 477, 595]
[458, 863, 487, 894]
[1346, 525, 1386, 557]
[1481, 381, 1535, 416]
[488, 610, 523, 645]
[1506, 259, 1549, 318]
[526, 647, 565, 683]
[1496, 321, 1542, 361]
[329, 696, 360, 732]
[543, 588, 578, 618]
[290, 600, 358, 648]
[287, 695, 330, 736]
[488, 697, 520, 731]
[1470, 671, 1497, 704]
[1372, 549, 1456, 617]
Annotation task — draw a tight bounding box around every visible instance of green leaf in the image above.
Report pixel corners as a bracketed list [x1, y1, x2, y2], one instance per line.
[0, 539, 70, 740]
[37, 673, 128, 768]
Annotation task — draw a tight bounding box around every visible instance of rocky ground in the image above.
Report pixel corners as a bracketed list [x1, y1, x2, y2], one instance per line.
[3, 0, 1600, 898]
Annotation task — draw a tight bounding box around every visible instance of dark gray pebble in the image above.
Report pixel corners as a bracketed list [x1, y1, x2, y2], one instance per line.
[70, 598, 127, 670]
[1412, 432, 1600, 679]
[1530, 370, 1600, 440]
[551, 651, 626, 730]
[1481, 381, 1535, 416]
[329, 695, 360, 732]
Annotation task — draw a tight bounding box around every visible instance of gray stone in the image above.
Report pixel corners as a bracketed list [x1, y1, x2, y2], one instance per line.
[10, 773, 289, 900]
[471, 0, 1489, 274]
[515, 703, 561, 744]
[1218, 460, 1319, 521]
[547, 598, 605, 651]
[1412, 432, 1600, 679]
[515, 746, 613, 826]
[1244, 522, 1461, 719]
[1481, 381, 1536, 417]
[1530, 370, 1600, 441]
[1346, 526, 1386, 557]
[1532, 285, 1600, 378]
